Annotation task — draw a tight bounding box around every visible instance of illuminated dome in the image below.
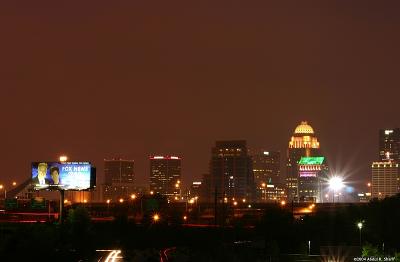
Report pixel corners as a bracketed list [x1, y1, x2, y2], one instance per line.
[294, 121, 314, 134]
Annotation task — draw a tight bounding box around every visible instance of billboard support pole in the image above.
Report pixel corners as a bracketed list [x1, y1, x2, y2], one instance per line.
[59, 190, 65, 224]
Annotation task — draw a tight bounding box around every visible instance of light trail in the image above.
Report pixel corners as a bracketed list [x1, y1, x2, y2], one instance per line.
[104, 250, 122, 262]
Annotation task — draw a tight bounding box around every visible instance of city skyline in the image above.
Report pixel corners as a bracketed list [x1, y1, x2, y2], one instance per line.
[0, 122, 398, 192]
[1, 1, 400, 193]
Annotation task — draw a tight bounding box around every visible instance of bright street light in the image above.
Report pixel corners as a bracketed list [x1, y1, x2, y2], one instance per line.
[357, 221, 364, 246]
[59, 155, 68, 162]
[329, 176, 344, 203]
[329, 176, 344, 191]
[153, 214, 160, 222]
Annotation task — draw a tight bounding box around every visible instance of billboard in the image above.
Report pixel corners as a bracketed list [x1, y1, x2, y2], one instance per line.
[31, 162, 96, 191]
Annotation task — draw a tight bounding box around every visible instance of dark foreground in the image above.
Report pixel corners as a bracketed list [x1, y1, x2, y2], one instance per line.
[1, 195, 400, 261]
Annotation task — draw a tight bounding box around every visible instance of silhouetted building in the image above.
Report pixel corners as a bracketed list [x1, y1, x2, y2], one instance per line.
[189, 181, 202, 198]
[297, 156, 328, 203]
[200, 173, 212, 202]
[205, 140, 254, 202]
[251, 150, 281, 185]
[103, 159, 135, 201]
[371, 162, 400, 199]
[379, 128, 400, 161]
[149, 156, 181, 199]
[286, 121, 321, 201]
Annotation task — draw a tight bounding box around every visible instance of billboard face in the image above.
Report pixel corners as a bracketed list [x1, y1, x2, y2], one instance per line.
[32, 162, 94, 191]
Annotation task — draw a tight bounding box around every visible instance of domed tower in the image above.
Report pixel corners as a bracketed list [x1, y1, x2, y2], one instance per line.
[286, 121, 321, 201]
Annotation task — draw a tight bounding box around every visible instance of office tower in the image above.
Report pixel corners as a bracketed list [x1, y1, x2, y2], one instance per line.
[286, 121, 321, 201]
[379, 128, 400, 161]
[103, 159, 135, 201]
[207, 140, 254, 202]
[251, 150, 281, 202]
[251, 150, 281, 186]
[189, 181, 202, 198]
[371, 162, 400, 199]
[149, 155, 181, 198]
[297, 156, 328, 203]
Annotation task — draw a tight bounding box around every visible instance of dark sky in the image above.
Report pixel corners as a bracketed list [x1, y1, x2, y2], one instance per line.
[1, 1, 400, 191]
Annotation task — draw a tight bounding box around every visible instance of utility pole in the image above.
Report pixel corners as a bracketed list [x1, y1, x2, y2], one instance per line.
[59, 190, 65, 224]
[214, 186, 218, 226]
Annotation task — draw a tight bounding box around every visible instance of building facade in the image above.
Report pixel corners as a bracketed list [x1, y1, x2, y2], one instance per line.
[189, 181, 202, 199]
[379, 128, 400, 162]
[251, 150, 281, 186]
[205, 140, 254, 202]
[250, 150, 281, 202]
[103, 159, 135, 201]
[149, 156, 181, 199]
[286, 121, 321, 201]
[371, 162, 400, 199]
[297, 156, 328, 203]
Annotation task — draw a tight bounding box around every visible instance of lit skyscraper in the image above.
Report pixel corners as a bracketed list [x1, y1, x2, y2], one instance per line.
[286, 121, 321, 201]
[149, 155, 181, 198]
[371, 162, 400, 199]
[206, 140, 254, 202]
[103, 159, 135, 201]
[297, 156, 328, 203]
[371, 128, 400, 199]
[379, 128, 400, 161]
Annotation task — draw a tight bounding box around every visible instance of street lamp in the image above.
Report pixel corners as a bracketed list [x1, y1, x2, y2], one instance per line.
[59, 155, 68, 162]
[357, 221, 363, 247]
[153, 214, 160, 222]
[0, 185, 6, 199]
[261, 183, 266, 201]
[329, 176, 344, 203]
[106, 199, 111, 213]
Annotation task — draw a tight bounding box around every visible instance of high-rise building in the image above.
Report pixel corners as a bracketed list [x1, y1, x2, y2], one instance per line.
[103, 159, 135, 201]
[371, 162, 400, 199]
[189, 181, 202, 198]
[371, 128, 400, 200]
[251, 150, 281, 202]
[149, 156, 181, 199]
[297, 156, 328, 203]
[379, 128, 400, 161]
[251, 150, 281, 186]
[286, 121, 321, 201]
[205, 140, 254, 202]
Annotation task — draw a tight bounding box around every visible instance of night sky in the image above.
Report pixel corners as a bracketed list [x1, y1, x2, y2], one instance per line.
[1, 1, 400, 191]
